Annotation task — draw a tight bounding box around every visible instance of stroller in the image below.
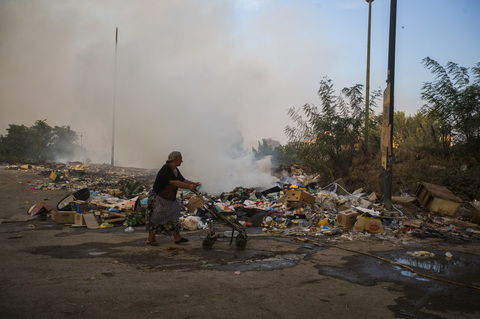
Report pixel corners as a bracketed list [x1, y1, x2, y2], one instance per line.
[192, 190, 248, 250]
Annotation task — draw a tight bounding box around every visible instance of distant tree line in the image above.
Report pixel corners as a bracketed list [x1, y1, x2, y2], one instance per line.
[253, 58, 480, 199]
[0, 120, 84, 163]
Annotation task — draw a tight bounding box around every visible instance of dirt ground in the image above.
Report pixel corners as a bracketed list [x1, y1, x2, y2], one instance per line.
[1, 167, 480, 319]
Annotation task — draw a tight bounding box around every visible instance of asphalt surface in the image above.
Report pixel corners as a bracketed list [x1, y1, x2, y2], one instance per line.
[1, 167, 480, 319]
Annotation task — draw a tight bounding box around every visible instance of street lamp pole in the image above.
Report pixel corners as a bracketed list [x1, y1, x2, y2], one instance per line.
[111, 27, 118, 167]
[383, 0, 397, 209]
[365, 0, 374, 150]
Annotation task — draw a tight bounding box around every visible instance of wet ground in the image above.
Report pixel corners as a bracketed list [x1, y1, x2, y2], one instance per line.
[4, 222, 476, 319]
[1, 168, 480, 318]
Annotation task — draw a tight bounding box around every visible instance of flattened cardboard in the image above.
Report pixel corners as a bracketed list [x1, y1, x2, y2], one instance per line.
[83, 214, 100, 229]
[187, 196, 205, 214]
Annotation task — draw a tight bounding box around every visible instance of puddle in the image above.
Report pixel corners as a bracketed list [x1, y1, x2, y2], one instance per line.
[317, 249, 480, 285]
[117, 246, 321, 272]
[315, 249, 480, 317]
[32, 243, 120, 258]
[393, 253, 469, 281]
[202, 253, 304, 271]
[88, 251, 109, 256]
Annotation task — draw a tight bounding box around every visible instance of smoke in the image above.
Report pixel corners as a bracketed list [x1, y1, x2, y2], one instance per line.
[0, 0, 336, 193]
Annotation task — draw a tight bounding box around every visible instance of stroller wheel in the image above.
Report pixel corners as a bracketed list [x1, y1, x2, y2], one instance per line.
[203, 237, 215, 250]
[235, 235, 247, 250]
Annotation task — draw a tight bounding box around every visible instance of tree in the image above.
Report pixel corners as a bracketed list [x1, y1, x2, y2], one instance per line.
[0, 124, 30, 161]
[252, 138, 279, 159]
[285, 77, 381, 179]
[420, 57, 480, 149]
[393, 111, 440, 150]
[48, 125, 78, 161]
[30, 120, 53, 161]
[0, 121, 81, 163]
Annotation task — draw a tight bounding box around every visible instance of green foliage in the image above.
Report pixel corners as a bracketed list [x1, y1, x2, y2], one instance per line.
[284, 77, 381, 179]
[252, 138, 301, 168]
[0, 120, 82, 163]
[393, 111, 440, 150]
[252, 138, 277, 159]
[0, 124, 30, 161]
[274, 143, 303, 167]
[420, 57, 480, 149]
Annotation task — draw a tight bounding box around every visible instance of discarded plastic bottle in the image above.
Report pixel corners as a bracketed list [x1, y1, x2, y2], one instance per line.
[107, 207, 120, 213]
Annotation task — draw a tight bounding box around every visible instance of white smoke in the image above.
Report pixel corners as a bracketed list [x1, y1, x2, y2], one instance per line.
[0, 0, 336, 193]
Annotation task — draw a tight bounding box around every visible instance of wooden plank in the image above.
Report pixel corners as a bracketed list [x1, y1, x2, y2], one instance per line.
[418, 182, 462, 203]
[101, 217, 125, 223]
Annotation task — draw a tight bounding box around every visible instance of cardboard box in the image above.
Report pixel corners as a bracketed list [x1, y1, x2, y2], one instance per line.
[52, 211, 76, 224]
[71, 200, 89, 214]
[415, 182, 462, 216]
[286, 201, 302, 208]
[28, 200, 51, 216]
[364, 218, 384, 234]
[353, 216, 384, 233]
[49, 171, 59, 182]
[187, 195, 205, 213]
[337, 210, 358, 227]
[286, 189, 315, 205]
[353, 216, 366, 232]
[74, 213, 86, 226]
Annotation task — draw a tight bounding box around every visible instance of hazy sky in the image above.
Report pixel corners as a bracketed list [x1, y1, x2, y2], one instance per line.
[1, 0, 479, 192]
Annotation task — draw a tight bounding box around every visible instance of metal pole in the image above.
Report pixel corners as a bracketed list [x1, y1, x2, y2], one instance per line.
[365, 0, 373, 149]
[111, 27, 118, 166]
[383, 0, 397, 209]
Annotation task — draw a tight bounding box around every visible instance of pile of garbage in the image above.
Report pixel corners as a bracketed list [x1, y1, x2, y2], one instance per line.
[6, 163, 155, 193]
[13, 163, 480, 242]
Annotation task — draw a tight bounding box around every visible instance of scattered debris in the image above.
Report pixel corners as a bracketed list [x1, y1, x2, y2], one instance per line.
[3, 163, 479, 245]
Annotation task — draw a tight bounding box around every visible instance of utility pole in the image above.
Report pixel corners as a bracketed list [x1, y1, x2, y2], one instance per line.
[382, 0, 397, 209]
[111, 27, 118, 167]
[78, 131, 86, 148]
[364, 0, 374, 150]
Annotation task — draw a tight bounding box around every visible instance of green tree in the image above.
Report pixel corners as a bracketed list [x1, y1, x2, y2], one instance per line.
[393, 111, 440, 150]
[0, 121, 81, 163]
[30, 120, 53, 161]
[0, 124, 30, 161]
[420, 57, 480, 149]
[285, 77, 381, 179]
[252, 138, 278, 159]
[48, 125, 79, 161]
[274, 143, 303, 167]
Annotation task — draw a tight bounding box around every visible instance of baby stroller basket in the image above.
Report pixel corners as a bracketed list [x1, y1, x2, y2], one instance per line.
[193, 190, 248, 250]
